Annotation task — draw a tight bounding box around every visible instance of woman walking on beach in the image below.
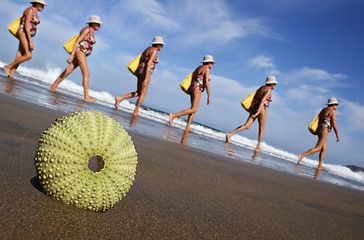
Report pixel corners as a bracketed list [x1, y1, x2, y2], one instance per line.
[169, 55, 214, 132]
[114, 36, 165, 116]
[49, 15, 102, 102]
[4, 0, 46, 78]
[225, 76, 277, 152]
[297, 97, 340, 170]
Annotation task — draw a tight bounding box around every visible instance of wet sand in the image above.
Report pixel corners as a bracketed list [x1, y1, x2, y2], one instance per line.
[1, 92, 364, 239]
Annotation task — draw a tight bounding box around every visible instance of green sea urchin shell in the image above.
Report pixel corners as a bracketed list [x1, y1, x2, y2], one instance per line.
[34, 111, 138, 211]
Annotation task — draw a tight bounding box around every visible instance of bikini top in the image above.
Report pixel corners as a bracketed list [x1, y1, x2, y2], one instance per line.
[140, 53, 158, 70]
[195, 66, 211, 82]
[81, 29, 96, 44]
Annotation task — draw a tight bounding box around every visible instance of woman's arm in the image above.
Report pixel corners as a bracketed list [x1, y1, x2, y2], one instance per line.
[251, 88, 272, 118]
[331, 110, 340, 142]
[144, 48, 157, 79]
[204, 67, 211, 105]
[24, 7, 35, 50]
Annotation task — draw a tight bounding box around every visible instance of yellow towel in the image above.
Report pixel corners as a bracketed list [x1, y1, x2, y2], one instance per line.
[308, 115, 319, 135]
[8, 17, 22, 37]
[127, 54, 142, 76]
[180, 73, 193, 94]
[63, 35, 79, 54]
[240, 91, 257, 112]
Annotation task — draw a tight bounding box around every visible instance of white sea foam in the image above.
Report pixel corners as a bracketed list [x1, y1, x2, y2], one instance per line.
[1, 61, 363, 187]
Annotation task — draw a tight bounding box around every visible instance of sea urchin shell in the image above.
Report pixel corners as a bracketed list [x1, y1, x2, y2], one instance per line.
[34, 111, 138, 211]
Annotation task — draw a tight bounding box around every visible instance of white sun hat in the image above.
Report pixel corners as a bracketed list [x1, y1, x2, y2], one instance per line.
[265, 75, 278, 85]
[327, 97, 339, 105]
[202, 55, 215, 63]
[87, 15, 103, 24]
[30, 0, 47, 6]
[151, 36, 166, 45]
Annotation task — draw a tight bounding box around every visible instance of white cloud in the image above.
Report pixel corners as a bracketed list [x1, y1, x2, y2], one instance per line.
[127, 0, 180, 32]
[0, 0, 26, 19]
[248, 55, 275, 69]
[285, 67, 347, 87]
[341, 99, 364, 132]
[37, 14, 78, 43]
[212, 75, 257, 96]
[172, 1, 278, 46]
[286, 84, 328, 106]
[247, 55, 281, 74]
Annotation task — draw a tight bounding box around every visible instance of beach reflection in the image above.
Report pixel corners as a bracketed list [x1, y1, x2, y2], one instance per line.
[1, 77, 22, 96]
[252, 150, 260, 161]
[164, 126, 189, 144]
[314, 168, 325, 180]
[74, 99, 85, 111]
[224, 143, 238, 157]
[224, 143, 259, 161]
[295, 164, 323, 180]
[130, 115, 138, 127]
[48, 91, 66, 106]
[48, 91, 86, 111]
[181, 130, 189, 145]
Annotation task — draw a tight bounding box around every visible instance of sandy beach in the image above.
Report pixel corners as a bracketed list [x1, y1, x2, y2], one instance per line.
[0, 92, 364, 240]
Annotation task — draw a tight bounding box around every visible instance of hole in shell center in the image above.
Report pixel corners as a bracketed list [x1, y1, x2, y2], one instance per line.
[88, 155, 105, 173]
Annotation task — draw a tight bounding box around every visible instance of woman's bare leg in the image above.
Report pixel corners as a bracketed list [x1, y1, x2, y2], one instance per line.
[115, 75, 143, 110]
[225, 116, 255, 143]
[9, 50, 22, 77]
[184, 93, 201, 132]
[317, 141, 327, 170]
[185, 113, 195, 133]
[169, 90, 202, 129]
[5, 33, 32, 78]
[133, 72, 151, 116]
[115, 92, 139, 110]
[75, 51, 95, 102]
[49, 59, 78, 92]
[255, 109, 267, 151]
[297, 131, 328, 164]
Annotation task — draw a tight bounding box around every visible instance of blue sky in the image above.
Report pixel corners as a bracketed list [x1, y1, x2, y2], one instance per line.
[1, 0, 364, 167]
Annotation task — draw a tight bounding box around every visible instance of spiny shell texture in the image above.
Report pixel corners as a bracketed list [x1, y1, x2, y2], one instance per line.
[34, 111, 138, 211]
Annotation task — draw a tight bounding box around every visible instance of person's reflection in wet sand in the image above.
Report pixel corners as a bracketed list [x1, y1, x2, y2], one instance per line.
[314, 167, 327, 180]
[223, 142, 237, 157]
[252, 150, 260, 161]
[74, 99, 85, 111]
[2, 77, 22, 96]
[49, 91, 65, 106]
[130, 115, 138, 127]
[296, 164, 324, 180]
[180, 130, 189, 145]
[164, 126, 172, 140]
[164, 126, 189, 145]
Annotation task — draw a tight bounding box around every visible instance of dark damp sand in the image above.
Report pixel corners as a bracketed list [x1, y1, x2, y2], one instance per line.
[0, 93, 363, 240]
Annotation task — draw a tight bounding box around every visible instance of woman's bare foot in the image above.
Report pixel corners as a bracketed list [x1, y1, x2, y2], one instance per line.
[317, 166, 327, 172]
[48, 86, 57, 92]
[84, 96, 96, 102]
[225, 134, 231, 143]
[169, 113, 174, 126]
[183, 127, 194, 133]
[115, 96, 121, 110]
[297, 154, 303, 165]
[4, 65, 13, 78]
